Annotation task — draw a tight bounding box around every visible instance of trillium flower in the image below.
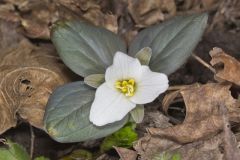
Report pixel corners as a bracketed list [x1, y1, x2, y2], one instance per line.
[89, 51, 169, 126]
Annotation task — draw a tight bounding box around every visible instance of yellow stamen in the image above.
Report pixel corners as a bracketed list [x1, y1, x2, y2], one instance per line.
[115, 79, 136, 97]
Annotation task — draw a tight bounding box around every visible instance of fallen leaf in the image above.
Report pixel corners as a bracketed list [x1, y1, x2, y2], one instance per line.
[127, 0, 176, 27]
[21, 19, 50, 39]
[220, 105, 240, 160]
[210, 47, 240, 86]
[114, 147, 137, 160]
[0, 20, 72, 134]
[149, 83, 240, 143]
[134, 134, 180, 160]
[134, 131, 225, 160]
[56, 0, 118, 33]
[177, 0, 219, 12]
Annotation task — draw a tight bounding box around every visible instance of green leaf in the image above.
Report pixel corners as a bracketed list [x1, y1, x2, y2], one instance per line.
[100, 122, 138, 152]
[129, 13, 208, 75]
[172, 153, 181, 160]
[135, 47, 152, 65]
[130, 104, 144, 123]
[51, 20, 126, 77]
[34, 156, 50, 160]
[44, 81, 129, 143]
[153, 152, 181, 160]
[0, 140, 30, 160]
[84, 74, 105, 88]
[60, 149, 93, 160]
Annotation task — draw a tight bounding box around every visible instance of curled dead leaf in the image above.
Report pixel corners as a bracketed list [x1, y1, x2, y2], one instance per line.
[134, 134, 180, 160]
[0, 66, 65, 131]
[21, 19, 50, 39]
[56, 0, 118, 33]
[135, 130, 226, 160]
[210, 47, 240, 86]
[149, 83, 240, 143]
[128, 0, 176, 27]
[0, 23, 72, 133]
[114, 147, 137, 160]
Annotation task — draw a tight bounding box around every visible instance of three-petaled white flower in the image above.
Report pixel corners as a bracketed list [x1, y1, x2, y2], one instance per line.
[89, 51, 169, 126]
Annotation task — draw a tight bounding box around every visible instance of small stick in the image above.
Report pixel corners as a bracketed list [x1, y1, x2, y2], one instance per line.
[192, 53, 216, 73]
[29, 125, 35, 159]
[167, 85, 189, 91]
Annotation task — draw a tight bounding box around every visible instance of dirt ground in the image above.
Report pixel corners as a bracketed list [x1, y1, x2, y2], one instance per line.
[0, 0, 240, 159]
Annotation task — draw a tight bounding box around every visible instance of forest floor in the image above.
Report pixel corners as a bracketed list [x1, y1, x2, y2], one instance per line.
[0, 0, 240, 159]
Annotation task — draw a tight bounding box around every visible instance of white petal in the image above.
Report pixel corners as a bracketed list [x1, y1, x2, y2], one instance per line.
[130, 66, 169, 104]
[90, 83, 136, 126]
[105, 51, 142, 88]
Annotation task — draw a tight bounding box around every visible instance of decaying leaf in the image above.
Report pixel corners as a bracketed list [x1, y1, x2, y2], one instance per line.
[0, 20, 72, 134]
[114, 147, 137, 160]
[21, 19, 50, 39]
[134, 131, 226, 160]
[128, 0, 176, 27]
[134, 134, 180, 160]
[56, 0, 118, 33]
[177, 0, 219, 12]
[221, 105, 240, 160]
[210, 47, 240, 86]
[149, 83, 240, 143]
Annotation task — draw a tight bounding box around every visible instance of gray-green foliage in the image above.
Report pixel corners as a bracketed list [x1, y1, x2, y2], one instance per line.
[44, 82, 129, 142]
[129, 13, 208, 75]
[44, 13, 208, 143]
[51, 21, 126, 77]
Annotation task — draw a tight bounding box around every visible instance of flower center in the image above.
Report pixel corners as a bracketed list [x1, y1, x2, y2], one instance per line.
[115, 79, 135, 97]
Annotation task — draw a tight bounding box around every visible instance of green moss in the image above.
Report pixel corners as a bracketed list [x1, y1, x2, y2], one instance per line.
[100, 122, 138, 152]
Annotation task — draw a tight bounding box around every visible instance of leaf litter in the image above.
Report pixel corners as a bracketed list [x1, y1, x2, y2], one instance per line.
[0, 0, 240, 159]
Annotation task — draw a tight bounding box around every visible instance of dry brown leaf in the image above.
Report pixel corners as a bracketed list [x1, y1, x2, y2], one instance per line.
[175, 133, 224, 160]
[0, 20, 72, 134]
[134, 131, 225, 160]
[210, 47, 240, 86]
[134, 111, 175, 159]
[177, 0, 219, 12]
[134, 134, 180, 160]
[220, 105, 240, 160]
[149, 83, 240, 143]
[0, 10, 20, 23]
[1, 0, 57, 39]
[127, 0, 176, 27]
[0, 20, 23, 51]
[56, 0, 118, 33]
[114, 147, 137, 160]
[21, 19, 50, 39]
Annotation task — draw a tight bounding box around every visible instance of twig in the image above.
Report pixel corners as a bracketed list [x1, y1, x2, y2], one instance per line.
[167, 85, 189, 91]
[192, 53, 216, 73]
[29, 125, 35, 159]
